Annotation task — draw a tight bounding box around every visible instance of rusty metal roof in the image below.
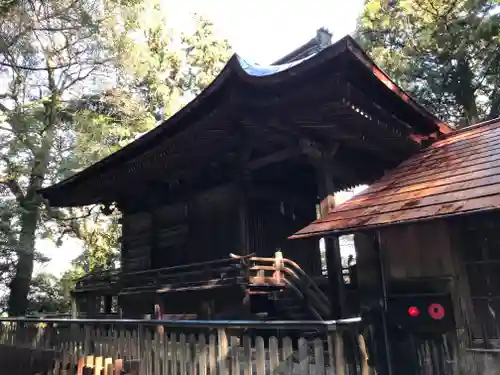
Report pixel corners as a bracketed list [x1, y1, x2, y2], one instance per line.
[291, 118, 500, 238]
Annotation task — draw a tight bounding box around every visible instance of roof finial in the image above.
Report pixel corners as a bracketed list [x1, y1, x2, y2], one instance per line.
[316, 28, 332, 48]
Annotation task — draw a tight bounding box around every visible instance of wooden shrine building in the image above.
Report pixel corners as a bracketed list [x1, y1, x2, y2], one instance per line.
[39, 34, 449, 324]
[293, 118, 500, 373]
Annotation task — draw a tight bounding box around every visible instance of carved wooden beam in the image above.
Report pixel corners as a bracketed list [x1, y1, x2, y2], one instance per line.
[246, 148, 301, 170]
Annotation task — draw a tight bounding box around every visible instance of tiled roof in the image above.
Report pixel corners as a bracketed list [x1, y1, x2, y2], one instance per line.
[292, 119, 500, 238]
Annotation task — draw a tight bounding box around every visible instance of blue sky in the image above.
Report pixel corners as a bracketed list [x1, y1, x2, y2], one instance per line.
[38, 0, 365, 275]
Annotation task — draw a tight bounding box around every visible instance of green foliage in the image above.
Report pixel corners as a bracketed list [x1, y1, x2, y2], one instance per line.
[356, 0, 500, 127]
[26, 273, 70, 314]
[0, 0, 231, 314]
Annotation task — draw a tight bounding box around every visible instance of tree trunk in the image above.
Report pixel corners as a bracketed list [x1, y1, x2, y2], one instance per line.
[7, 72, 57, 315]
[488, 89, 500, 120]
[7, 207, 39, 315]
[454, 57, 479, 126]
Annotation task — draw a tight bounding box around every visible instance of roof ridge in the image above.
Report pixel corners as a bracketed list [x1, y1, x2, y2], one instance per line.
[444, 117, 500, 138]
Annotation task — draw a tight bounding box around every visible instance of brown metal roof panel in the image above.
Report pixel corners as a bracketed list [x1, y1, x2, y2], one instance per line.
[292, 193, 500, 238]
[335, 174, 500, 215]
[291, 118, 500, 238]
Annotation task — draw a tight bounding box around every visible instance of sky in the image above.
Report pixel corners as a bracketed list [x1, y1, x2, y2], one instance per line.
[37, 0, 365, 276]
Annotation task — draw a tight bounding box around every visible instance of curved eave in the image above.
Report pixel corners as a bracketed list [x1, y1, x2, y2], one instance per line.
[39, 35, 448, 205]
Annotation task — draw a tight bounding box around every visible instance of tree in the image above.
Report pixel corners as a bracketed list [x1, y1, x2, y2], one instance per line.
[0, 0, 119, 315]
[356, 0, 500, 127]
[26, 272, 69, 314]
[0, 0, 231, 315]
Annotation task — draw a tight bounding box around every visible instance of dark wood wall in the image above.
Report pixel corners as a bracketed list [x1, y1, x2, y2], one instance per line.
[355, 221, 473, 332]
[121, 185, 240, 271]
[120, 183, 321, 274]
[121, 211, 152, 272]
[453, 212, 500, 342]
[247, 195, 321, 276]
[118, 181, 322, 317]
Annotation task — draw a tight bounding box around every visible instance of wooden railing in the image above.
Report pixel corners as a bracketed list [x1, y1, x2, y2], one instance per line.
[232, 254, 332, 320]
[74, 269, 120, 293]
[0, 317, 367, 375]
[120, 258, 243, 295]
[73, 254, 331, 321]
[0, 344, 134, 375]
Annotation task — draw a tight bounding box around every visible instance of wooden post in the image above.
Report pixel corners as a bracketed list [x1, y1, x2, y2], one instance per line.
[314, 152, 346, 319]
[104, 295, 112, 315]
[324, 236, 345, 319]
[238, 185, 250, 255]
[71, 295, 78, 319]
[235, 127, 252, 256]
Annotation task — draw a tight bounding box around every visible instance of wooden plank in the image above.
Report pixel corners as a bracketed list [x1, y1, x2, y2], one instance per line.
[282, 336, 293, 375]
[103, 358, 113, 375]
[198, 333, 207, 375]
[189, 334, 197, 375]
[85, 355, 94, 369]
[230, 336, 240, 375]
[145, 329, 153, 375]
[314, 338, 325, 375]
[218, 328, 229, 375]
[298, 338, 309, 375]
[113, 358, 123, 375]
[269, 336, 279, 374]
[153, 331, 161, 375]
[77, 356, 85, 375]
[118, 328, 126, 360]
[127, 360, 141, 375]
[358, 334, 372, 375]
[327, 334, 335, 375]
[242, 335, 252, 375]
[255, 336, 265, 375]
[179, 333, 187, 375]
[334, 332, 345, 375]
[94, 357, 103, 375]
[162, 330, 169, 375]
[170, 333, 178, 375]
[125, 329, 132, 361]
[208, 333, 216, 375]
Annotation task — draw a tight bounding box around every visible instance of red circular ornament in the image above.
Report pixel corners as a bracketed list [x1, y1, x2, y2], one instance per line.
[408, 306, 420, 317]
[428, 303, 445, 320]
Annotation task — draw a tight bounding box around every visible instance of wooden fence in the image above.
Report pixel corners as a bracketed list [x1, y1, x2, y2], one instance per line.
[0, 344, 135, 375]
[0, 317, 366, 375]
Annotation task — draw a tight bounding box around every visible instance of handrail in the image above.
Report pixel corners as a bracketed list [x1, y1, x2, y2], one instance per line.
[124, 266, 240, 282]
[122, 258, 239, 277]
[0, 317, 362, 332]
[246, 256, 330, 307]
[282, 277, 323, 321]
[232, 253, 332, 320]
[250, 265, 330, 318]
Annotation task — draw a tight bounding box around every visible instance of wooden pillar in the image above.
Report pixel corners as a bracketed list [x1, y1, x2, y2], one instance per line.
[311, 147, 346, 319]
[237, 177, 251, 255]
[235, 128, 252, 255]
[324, 236, 345, 319]
[104, 295, 113, 315]
[71, 294, 78, 319]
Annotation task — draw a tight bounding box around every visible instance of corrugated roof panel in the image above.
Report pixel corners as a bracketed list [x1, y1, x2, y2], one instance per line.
[291, 118, 500, 238]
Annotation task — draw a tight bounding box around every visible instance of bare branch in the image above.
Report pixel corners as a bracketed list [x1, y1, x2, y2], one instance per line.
[0, 124, 13, 133]
[51, 206, 98, 221]
[0, 179, 24, 201]
[0, 101, 11, 115]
